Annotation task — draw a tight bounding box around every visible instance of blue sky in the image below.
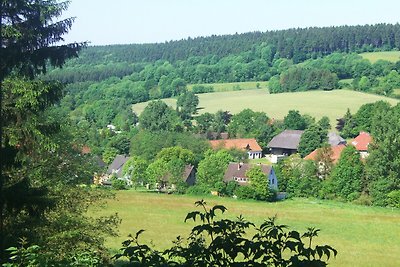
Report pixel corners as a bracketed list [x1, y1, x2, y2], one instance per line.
[61, 0, 400, 45]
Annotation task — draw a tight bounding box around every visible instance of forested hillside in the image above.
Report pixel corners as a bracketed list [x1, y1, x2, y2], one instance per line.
[47, 23, 400, 84]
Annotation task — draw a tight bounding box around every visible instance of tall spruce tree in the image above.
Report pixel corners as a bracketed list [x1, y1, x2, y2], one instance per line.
[1, 1, 118, 264]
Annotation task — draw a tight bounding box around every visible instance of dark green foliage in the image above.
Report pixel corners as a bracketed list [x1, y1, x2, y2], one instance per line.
[186, 184, 212, 195]
[176, 91, 199, 120]
[195, 112, 214, 134]
[196, 150, 234, 189]
[365, 103, 400, 205]
[298, 124, 328, 157]
[130, 131, 209, 163]
[271, 66, 339, 93]
[49, 24, 400, 72]
[283, 110, 307, 130]
[107, 133, 131, 155]
[115, 200, 337, 266]
[246, 166, 275, 201]
[191, 85, 214, 94]
[0, 0, 84, 81]
[219, 181, 239, 197]
[329, 146, 364, 201]
[0, 1, 118, 264]
[339, 108, 359, 139]
[228, 108, 269, 138]
[234, 186, 256, 200]
[387, 190, 400, 208]
[112, 179, 127, 190]
[318, 116, 331, 131]
[353, 101, 391, 133]
[139, 100, 182, 132]
[279, 157, 321, 198]
[122, 157, 149, 187]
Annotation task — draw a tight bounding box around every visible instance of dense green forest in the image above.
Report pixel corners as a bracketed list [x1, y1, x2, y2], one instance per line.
[45, 24, 400, 141]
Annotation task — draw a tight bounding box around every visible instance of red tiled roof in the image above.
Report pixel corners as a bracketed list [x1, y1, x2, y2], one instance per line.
[351, 132, 372, 151]
[305, 144, 346, 164]
[209, 138, 262, 152]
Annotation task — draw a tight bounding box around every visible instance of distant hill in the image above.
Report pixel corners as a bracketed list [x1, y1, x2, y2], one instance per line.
[70, 23, 400, 66]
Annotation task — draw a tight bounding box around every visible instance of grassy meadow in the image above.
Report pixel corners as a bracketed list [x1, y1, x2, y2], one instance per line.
[132, 89, 399, 123]
[360, 51, 400, 63]
[92, 191, 400, 267]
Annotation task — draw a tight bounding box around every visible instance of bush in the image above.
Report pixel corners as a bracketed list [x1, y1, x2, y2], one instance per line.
[352, 193, 373, 206]
[234, 186, 255, 199]
[191, 85, 214, 94]
[112, 179, 127, 190]
[387, 190, 400, 208]
[114, 200, 337, 266]
[186, 184, 211, 195]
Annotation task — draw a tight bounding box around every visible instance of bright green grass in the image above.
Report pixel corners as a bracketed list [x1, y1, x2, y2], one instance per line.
[188, 81, 268, 92]
[394, 88, 400, 96]
[360, 51, 400, 63]
[132, 89, 398, 123]
[92, 191, 400, 267]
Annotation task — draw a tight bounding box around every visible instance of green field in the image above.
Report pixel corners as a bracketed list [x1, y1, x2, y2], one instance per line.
[92, 191, 400, 267]
[360, 51, 400, 63]
[188, 81, 268, 92]
[132, 89, 398, 123]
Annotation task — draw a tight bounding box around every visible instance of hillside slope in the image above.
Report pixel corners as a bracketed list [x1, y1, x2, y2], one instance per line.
[132, 89, 399, 123]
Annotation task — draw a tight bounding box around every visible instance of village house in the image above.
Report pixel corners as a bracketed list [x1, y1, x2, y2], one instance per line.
[209, 138, 263, 159]
[266, 130, 304, 162]
[98, 154, 130, 186]
[223, 162, 278, 190]
[157, 165, 196, 191]
[351, 131, 372, 158]
[327, 132, 346, 146]
[305, 144, 347, 164]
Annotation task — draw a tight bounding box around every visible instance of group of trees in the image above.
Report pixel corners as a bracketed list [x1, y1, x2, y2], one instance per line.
[276, 101, 400, 207]
[1, 0, 119, 265]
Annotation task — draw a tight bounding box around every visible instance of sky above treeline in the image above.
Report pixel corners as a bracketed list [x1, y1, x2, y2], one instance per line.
[61, 0, 400, 46]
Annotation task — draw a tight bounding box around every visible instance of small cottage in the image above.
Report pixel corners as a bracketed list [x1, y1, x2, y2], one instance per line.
[223, 163, 278, 190]
[158, 165, 196, 190]
[209, 138, 263, 159]
[351, 131, 372, 158]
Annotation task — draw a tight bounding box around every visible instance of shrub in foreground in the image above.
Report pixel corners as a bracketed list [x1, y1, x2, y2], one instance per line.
[114, 200, 337, 266]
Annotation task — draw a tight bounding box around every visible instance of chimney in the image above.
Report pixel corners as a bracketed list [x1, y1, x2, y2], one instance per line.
[237, 163, 241, 170]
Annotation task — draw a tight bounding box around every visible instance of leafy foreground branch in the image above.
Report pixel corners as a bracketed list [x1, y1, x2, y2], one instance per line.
[115, 200, 337, 267]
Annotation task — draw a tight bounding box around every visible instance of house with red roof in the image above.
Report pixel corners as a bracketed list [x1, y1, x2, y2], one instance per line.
[209, 138, 263, 159]
[351, 132, 372, 158]
[305, 144, 346, 164]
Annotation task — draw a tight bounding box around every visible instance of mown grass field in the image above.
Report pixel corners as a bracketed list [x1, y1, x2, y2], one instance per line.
[188, 81, 268, 92]
[92, 191, 400, 267]
[132, 89, 398, 123]
[360, 51, 400, 63]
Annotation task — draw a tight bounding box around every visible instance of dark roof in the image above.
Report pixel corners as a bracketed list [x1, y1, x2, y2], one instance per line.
[328, 132, 346, 146]
[224, 163, 272, 183]
[107, 155, 130, 176]
[182, 165, 195, 182]
[162, 165, 194, 182]
[267, 130, 304, 150]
